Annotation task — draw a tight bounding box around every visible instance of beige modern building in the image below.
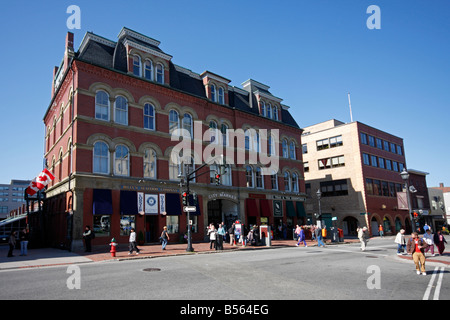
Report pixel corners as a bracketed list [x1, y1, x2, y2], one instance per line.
[302, 119, 410, 236]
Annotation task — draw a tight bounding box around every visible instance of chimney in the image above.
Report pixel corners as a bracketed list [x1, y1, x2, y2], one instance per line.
[63, 32, 75, 72]
[440, 183, 444, 188]
[51, 66, 59, 98]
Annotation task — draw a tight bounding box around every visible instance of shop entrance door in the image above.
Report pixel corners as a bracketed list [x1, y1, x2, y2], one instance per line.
[145, 215, 159, 243]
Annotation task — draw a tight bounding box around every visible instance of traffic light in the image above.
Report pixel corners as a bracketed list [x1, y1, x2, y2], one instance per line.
[192, 192, 198, 206]
[215, 173, 221, 185]
[182, 192, 188, 206]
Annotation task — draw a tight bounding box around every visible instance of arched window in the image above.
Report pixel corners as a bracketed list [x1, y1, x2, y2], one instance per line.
[267, 103, 272, 119]
[182, 113, 193, 138]
[289, 141, 296, 160]
[133, 55, 141, 76]
[169, 110, 179, 134]
[210, 84, 216, 102]
[144, 60, 153, 80]
[273, 106, 279, 120]
[246, 166, 254, 188]
[114, 145, 129, 176]
[221, 123, 228, 146]
[245, 130, 251, 150]
[260, 101, 266, 117]
[93, 141, 109, 174]
[218, 87, 224, 104]
[143, 148, 157, 179]
[268, 135, 274, 156]
[271, 171, 278, 190]
[282, 139, 288, 158]
[144, 103, 155, 130]
[114, 96, 128, 125]
[291, 172, 299, 192]
[255, 167, 263, 189]
[95, 91, 109, 121]
[209, 120, 218, 143]
[284, 172, 290, 191]
[156, 63, 164, 84]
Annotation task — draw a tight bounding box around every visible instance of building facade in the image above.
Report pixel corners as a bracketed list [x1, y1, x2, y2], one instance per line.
[430, 183, 450, 228]
[42, 28, 306, 250]
[302, 119, 410, 236]
[0, 180, 30, 219]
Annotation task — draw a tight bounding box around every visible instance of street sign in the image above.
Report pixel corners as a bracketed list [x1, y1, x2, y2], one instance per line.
[183, 206, 196, 213]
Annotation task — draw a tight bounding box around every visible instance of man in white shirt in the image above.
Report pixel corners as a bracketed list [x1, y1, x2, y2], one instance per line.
[129, 228, 140, 255]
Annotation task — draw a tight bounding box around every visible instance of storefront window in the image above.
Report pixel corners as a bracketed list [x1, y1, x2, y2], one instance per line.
[166, 216, 179, 234]
[120, 215, 136, 236]
[93, 215, 110, 237]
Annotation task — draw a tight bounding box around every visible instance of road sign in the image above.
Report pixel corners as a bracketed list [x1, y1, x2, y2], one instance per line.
[183, 206, 196, 213]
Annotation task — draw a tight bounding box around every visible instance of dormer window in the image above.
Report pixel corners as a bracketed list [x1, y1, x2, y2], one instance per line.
[156, 63, 164, 84]
[267, 103, 272, 119]
[144, 60, 153, 80]
[273, 106, 279, 121]
[210, 84, 216, 102]
[261, 101, 266, 117]
[133, 55, 141, 77]
[218, 87, 224, 104]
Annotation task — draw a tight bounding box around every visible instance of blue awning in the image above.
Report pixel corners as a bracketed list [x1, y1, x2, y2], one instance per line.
[93, 189, 113, 215]
[165, 193, 182, 216]
[120, 190, 138, 215]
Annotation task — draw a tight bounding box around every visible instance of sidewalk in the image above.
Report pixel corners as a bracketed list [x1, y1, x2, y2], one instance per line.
[1, 237, 449, 270]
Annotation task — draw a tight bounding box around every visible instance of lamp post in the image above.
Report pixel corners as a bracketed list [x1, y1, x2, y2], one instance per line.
[316, 189, 322, 228]
[400, 168, 415, 233]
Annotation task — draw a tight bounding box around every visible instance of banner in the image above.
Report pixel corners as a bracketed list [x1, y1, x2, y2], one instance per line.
[397, 192, 409, 210]
[145, 194, 158, 215]
[159, 194, 166, 214]
[137, 192, 144, 214]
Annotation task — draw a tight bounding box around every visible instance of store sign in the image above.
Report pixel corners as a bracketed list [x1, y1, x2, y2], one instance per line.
[208, 192, 237, 202]
[137, 192, 144, 215]
[145, 194, 158, 215]
[273, 200, 282, 217]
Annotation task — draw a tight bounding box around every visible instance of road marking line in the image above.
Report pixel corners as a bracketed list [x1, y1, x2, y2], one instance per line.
[423, 267, 439, 300]
[433, 267, 444, 300]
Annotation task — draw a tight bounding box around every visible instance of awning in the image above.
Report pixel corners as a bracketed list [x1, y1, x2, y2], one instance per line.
[0, 214, 27, 227]
[165, 193, 182, 215]
[260, 199, 271, 217]
[120, 190, 138, 215]
[93, 189, 112, 215]
[286, 201, 296, 217]
[296, 201, 306, 217]
[246, 198, 258, 217]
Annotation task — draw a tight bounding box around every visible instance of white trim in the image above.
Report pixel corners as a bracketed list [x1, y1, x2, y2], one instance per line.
[79, 32, 116, 54]
[118, 27, 161, 47]
[123, 39, 172, 61]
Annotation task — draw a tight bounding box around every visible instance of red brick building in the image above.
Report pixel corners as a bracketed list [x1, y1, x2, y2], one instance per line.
[43, 28, 306, 250]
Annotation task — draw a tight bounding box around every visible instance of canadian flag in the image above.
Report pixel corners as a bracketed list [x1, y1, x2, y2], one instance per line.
[26, 168, 56, 196]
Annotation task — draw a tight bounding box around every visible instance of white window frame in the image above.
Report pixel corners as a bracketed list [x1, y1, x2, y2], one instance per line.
[114, 96, 128, 125]
[95, 91, 110, 121]
[143, 148, 157, 179]
[114, 145, 129, 177]
[144, 60, 153, 80]
[93, 141, 110, 174]
[133, 55, 141, 77]
[169, 110, 180, 135]
[156, 63, 164, 84]
[144, 103, 155, 130]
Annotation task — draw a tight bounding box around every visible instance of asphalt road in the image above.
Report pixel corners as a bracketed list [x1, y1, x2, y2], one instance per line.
[0, 237, 448, 302]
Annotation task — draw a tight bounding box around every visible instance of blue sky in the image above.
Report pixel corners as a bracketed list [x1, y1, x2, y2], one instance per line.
[0, 0, 449, 187]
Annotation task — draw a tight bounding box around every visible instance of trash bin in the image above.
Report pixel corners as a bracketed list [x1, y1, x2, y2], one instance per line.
[338, 228, 344, 242]
[330, 227, 339, 242]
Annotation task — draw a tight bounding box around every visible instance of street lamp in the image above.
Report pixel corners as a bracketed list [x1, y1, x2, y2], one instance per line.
[316, 189, 323, 228]
[400, 168, 415, 233]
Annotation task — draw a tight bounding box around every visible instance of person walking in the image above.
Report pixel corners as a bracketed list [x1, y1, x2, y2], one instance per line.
[82, 225, 92, 252]
[423, 229, 435, 256]
[311, 225, 316, 241]
[357, 226, 368, 251]
[161, 226, 170, 250]
[378, 224, 384, 238]
[7, 231, 16, 257]
[433, 230, 447, 256]
[217, 223, 226, 250]
[406, 232, 429, 275]
[19, 228, 29, 256]
[228, 223, 235, 246]
[207, 224, 217, 250]
[128, 228, 140, 255]
[394, 229, 406, 255]
[296, 226, 307, 247]
[294, 225, 301, 241]
[315, 225, 325, 247]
